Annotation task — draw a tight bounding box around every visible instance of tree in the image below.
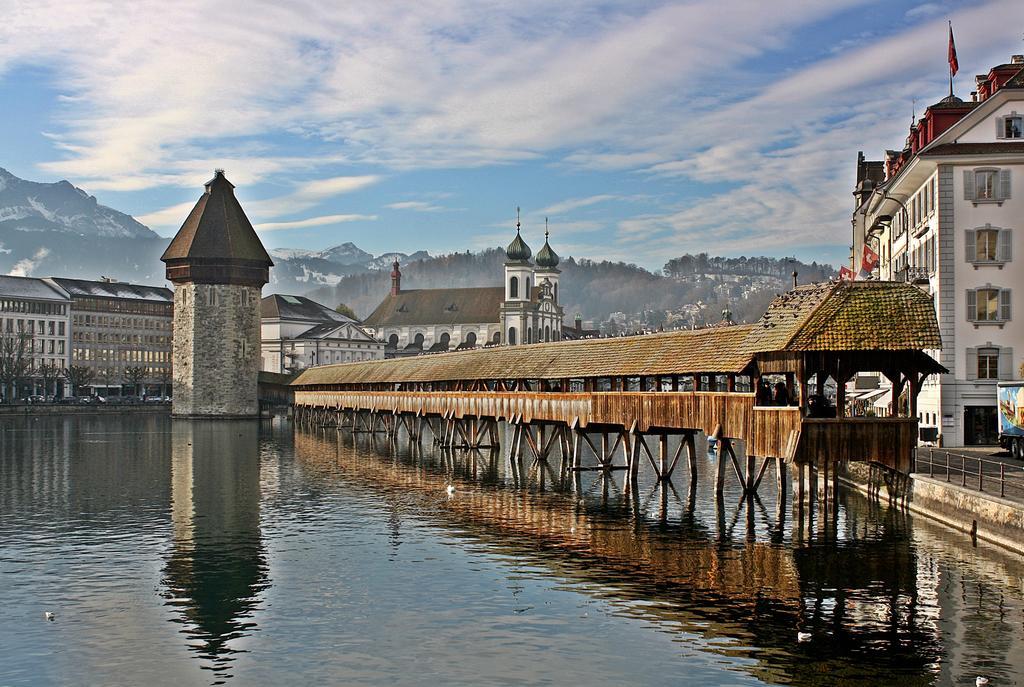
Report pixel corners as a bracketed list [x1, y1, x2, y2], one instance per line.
[335, 302, 357, 320]
[65, 365, 95, 397]
[0, 332, 33, 403]
[97, 366, 118, 394]
[124, 366, 148, 396]
[37, 362, 63, 398]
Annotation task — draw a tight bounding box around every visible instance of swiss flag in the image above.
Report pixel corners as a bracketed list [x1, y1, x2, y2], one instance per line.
[861, 244, 880, 276]
[839, 266, 855, 281]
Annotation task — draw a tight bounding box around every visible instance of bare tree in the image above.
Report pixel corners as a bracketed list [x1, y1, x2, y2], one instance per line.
[37, 362, 63, 399]
[124, 366, 148, 396]
[65, 365, 95, 396]
[97, 366, 118, 395]
[0, 331, 33, 403]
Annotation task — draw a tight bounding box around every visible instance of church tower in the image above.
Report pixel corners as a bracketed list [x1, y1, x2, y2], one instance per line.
[499, 208, 533, 345]
[161, 170, 273, 417]
[534, 220, 564, 342]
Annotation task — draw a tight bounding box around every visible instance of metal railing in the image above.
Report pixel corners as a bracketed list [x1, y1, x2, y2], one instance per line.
[916, 449, 1024, 501]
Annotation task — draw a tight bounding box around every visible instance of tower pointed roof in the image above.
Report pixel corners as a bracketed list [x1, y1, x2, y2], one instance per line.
[535, 219, 559, 269]
[162, 170, 273, 286]
[505, 207, 532, 262]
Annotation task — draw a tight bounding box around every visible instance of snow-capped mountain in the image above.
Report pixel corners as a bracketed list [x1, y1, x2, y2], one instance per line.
[266, 244, 431, 290]
[0, 167, 158, 239]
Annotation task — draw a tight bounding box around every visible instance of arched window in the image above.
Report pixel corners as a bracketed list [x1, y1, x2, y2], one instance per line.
[544, 325, 550, 342]
[492, 331, 501, 344]
[413, 332, 425, 348]
[387, 334, 398, 348]
[526, 278, 531, 298]
[526, 327, 532, 344]
[465, 331, 477, 347]
[509, 276, 519, 299]
[507, 327, 517, 345]
[439, 332, 450, 350]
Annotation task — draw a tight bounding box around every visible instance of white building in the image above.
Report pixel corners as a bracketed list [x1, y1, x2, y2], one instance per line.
[363, 220, 565, 355]
[0, 275, 72, 399]
[853, 54, 1024, 446]
[261, 294, 383, 374]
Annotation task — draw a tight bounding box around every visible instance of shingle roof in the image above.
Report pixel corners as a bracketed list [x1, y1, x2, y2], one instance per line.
[744, 280, 941, 352]
[161, 171, 273, 266]
[363, 287, 504, 327]
[49, 277, 172, 303]
[293, 281, 943, 386]
[261, 294, 354, 323]
[294, 325, 756, 385]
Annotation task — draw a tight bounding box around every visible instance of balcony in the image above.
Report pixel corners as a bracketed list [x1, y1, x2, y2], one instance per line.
[896, 266, 931, 285]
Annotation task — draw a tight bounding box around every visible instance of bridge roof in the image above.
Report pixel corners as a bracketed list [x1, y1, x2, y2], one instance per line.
[291, 281, 942, 386]
[294, 323, 757, 385]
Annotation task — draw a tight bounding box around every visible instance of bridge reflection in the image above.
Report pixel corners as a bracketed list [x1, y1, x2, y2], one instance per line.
[292, 426, 941, 686]
[163, 421, 268, 682]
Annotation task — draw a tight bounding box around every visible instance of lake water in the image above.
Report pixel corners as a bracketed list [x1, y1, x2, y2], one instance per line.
[1, 415, 1023, 686]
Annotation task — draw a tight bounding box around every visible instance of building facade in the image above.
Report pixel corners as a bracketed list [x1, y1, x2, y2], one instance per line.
[161, 170, 273, 418]
[852, 54, 1024, 446]
[47, 277, 173, 397]
[261, 294, 383, 373]
[363, 221, 566, 355]
[0, 275, 71, 399]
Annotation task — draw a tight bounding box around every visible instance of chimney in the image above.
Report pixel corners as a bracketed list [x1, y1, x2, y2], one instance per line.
[390, 259, 401, 296]
[1012, 55, 1024, 64]
[792, 270, 798, 289]
[574, 313, 582, 333]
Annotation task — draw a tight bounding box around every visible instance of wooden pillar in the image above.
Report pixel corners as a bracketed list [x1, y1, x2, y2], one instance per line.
[686, 433, 698, 488]
[658, 434, 668, 480]
[727, 375, 736, 392]
[715, 439, 727, 497]
[745, 446, 756, 495]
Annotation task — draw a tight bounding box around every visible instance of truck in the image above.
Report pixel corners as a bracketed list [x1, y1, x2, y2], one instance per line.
[997, 382, 1024, 460]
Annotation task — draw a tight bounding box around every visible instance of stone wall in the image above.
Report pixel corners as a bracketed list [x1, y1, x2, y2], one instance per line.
[172, 283, 262, 417]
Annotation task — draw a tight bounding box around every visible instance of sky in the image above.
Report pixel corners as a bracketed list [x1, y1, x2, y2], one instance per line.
[0, 0, 1021, 270]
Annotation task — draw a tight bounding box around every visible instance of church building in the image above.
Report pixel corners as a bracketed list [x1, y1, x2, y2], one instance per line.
[362, 217, 565, 355]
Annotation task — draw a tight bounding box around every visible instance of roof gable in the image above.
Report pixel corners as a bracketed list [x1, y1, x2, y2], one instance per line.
[363, 287, 504, 327]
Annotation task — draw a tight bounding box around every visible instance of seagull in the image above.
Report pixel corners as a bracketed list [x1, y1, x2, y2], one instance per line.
[445, 484, 455, 496]
[977, 677, 990, 686]
[44, 611, 55, 621]
[797, 631, 811, 643]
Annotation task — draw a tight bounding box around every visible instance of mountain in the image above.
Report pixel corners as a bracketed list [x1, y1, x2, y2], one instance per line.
[266, 245, 432, 291]
[0, 167, 169, 281]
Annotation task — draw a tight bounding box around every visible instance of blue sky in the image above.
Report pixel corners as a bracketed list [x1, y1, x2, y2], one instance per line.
[0, 0, 1019, 270]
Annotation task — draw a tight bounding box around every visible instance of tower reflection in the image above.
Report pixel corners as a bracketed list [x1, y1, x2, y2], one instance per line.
[162, 420, 268, 681]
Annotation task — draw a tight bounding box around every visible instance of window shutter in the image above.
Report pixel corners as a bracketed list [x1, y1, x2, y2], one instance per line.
[997, 117, 1005, 139]
[998, 228, 1012, 262]
[999, 288, 1012, 321]
[999, 347, 1014, 381]
[966, 347, 977, 380]
[999, 169, 1011, 200]
[965, 229, 977, 262]
[966, 289, 977, 321]
[963, 170, 975, 200]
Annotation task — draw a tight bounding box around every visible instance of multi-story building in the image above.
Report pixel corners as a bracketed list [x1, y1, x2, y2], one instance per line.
[852, 54, 1024, 446]
[46, 277, 173, 397]
[0, 276, 71, 399]
[363, 220, 566, 355]
[260, 294, 383, 373]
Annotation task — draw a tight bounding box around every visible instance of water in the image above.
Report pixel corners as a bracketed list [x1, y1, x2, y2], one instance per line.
[1, 416, 1023, 686]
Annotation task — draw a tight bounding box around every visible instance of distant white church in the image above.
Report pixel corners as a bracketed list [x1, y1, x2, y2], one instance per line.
[362, 216, 566, 355]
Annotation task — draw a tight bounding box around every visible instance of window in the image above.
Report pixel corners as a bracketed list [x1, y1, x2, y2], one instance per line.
[965, 225, 1012, 263]
[507, 327, 516, 345]
[997, 113, 1023, 139]
[977, 347, 999, 379]
[965, 168, 1011, 203]
[968, 345, 1014, 381]
[509, 276, 519, 299]
[967, 287, 1011, 322]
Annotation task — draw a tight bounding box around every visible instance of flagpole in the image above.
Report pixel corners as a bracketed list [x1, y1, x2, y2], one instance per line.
[948, 20, 954, 98]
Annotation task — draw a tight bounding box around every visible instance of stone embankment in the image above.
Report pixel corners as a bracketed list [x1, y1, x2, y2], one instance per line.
[0, 404, 171, 417]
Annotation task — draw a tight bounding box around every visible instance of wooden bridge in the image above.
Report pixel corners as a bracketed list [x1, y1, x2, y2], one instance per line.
[290, 281, 944, 503]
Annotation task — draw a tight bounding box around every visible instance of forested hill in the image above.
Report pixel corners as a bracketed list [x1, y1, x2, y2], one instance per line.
[307, 249, 837, 331]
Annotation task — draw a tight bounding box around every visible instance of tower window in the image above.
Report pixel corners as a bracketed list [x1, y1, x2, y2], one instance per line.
[509, 276, 519, 299]
[507, 327, 517, 345]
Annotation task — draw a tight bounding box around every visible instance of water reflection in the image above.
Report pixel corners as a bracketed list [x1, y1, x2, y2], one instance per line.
[292, 426, 1023, 686]
[162, 421, 268, 683]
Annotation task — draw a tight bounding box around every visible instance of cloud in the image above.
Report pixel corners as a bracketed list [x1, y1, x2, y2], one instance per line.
[8, 248, 50, 277]
[905, 3, 943, 19]
[386, 201, 445, 212]
[255, 213, 377, 231]
[538, 195, 618, 216]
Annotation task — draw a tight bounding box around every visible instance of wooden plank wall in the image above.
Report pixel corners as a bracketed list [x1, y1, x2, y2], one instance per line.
[793, 418, 917, 472]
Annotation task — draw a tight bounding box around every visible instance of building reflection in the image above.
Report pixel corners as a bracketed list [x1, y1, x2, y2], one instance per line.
[162, 420, 268, 680]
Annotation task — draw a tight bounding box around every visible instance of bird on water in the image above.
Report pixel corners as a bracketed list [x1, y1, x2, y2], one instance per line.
[445, 484, 455, 496]
[44, 611, 55, 621]
[977, 677, 990, 686]
[796, 631, 811, 643]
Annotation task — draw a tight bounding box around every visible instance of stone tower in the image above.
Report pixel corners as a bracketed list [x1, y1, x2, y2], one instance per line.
[161, 170, 273, 418]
